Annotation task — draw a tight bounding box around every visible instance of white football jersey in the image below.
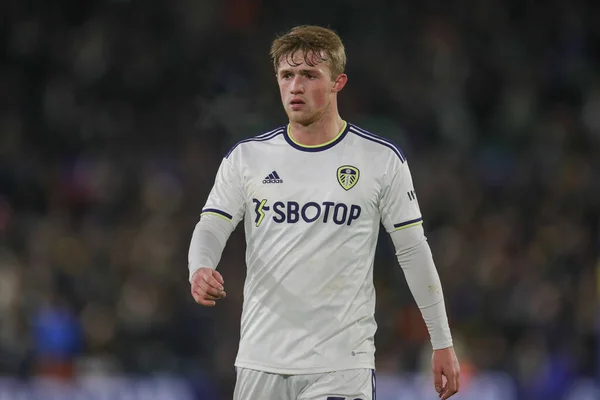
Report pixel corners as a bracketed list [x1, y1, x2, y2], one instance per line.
[201, 121, 423, 374]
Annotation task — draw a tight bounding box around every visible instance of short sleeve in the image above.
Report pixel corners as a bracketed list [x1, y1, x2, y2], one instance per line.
[379, 159, 423, 233]
[201, 156, 246, 228]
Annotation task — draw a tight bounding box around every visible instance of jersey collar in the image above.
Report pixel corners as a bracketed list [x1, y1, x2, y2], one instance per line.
[284, 121, 349, 152]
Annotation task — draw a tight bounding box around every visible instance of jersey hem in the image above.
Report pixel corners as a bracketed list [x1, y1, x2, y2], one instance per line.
[234, 359, 376, 375]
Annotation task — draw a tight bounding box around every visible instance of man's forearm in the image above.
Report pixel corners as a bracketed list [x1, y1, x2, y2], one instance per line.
[390, 225, 453, 350]
[188, 214, 234, 282]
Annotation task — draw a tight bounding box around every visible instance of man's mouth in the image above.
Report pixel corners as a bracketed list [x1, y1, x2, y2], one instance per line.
[290, 99, 305, 110]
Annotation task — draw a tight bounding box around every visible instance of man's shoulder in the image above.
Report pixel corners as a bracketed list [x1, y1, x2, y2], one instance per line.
[224, 126, 286, 159]
[346, 122, 406, 164]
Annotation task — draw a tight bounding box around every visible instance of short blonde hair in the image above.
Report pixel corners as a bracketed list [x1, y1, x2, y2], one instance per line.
[270, 25, 346, 79]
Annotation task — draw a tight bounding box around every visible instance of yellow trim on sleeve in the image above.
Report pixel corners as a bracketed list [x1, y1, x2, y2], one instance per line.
[392, 220, 423, 231]
[201, 212, 232, 222]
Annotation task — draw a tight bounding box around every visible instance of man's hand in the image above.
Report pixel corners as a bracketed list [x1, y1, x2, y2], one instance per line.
[432, 346, 460, 399]
[190, 267, 226, 306]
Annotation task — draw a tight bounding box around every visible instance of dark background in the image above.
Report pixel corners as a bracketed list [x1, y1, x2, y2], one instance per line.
[0, 1, 598, 399]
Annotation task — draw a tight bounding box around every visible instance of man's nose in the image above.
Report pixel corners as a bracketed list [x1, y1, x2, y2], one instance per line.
[290, 76, 304, 94]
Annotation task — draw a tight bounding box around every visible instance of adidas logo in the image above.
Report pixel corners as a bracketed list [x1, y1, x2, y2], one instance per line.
[262, 171, 283, 184]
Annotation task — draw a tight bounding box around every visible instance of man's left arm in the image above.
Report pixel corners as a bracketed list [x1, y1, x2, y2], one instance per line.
[390, 224, 460, 399]
[390, 225, 452, 349]
[379, 155, 460, 399]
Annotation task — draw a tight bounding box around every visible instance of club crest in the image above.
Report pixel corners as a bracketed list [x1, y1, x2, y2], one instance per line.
[337, 165, 360, 191]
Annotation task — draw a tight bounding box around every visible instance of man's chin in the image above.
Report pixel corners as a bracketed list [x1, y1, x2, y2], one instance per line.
[287, 111, 315, 125]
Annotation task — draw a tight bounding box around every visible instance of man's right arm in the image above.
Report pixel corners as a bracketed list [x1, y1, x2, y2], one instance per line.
[188, 155, 246, 304]
[188, 214, 235, 282]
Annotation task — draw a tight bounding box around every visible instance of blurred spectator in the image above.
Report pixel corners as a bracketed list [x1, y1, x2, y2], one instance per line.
[31, 291, 82, 380]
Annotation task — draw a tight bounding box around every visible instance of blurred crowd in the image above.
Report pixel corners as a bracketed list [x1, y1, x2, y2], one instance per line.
[0, 0, 598, 399]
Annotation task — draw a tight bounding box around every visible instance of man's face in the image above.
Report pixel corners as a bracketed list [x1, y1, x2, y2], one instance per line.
[276, 51, 340, 125]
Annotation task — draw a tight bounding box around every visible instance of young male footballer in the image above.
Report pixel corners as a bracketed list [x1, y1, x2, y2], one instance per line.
[188, 25, 460, 400]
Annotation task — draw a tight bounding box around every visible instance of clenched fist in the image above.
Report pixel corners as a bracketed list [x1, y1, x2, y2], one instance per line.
[190, 267, 226, 306]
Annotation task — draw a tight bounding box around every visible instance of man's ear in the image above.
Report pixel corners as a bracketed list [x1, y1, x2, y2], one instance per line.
[332, 74, 348, 92]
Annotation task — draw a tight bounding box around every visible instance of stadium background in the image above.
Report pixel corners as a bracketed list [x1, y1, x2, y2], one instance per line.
[0, 0, 598, 399]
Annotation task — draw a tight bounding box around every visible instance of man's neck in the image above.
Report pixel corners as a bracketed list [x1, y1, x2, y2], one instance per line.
[288, 115, 345, 146]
